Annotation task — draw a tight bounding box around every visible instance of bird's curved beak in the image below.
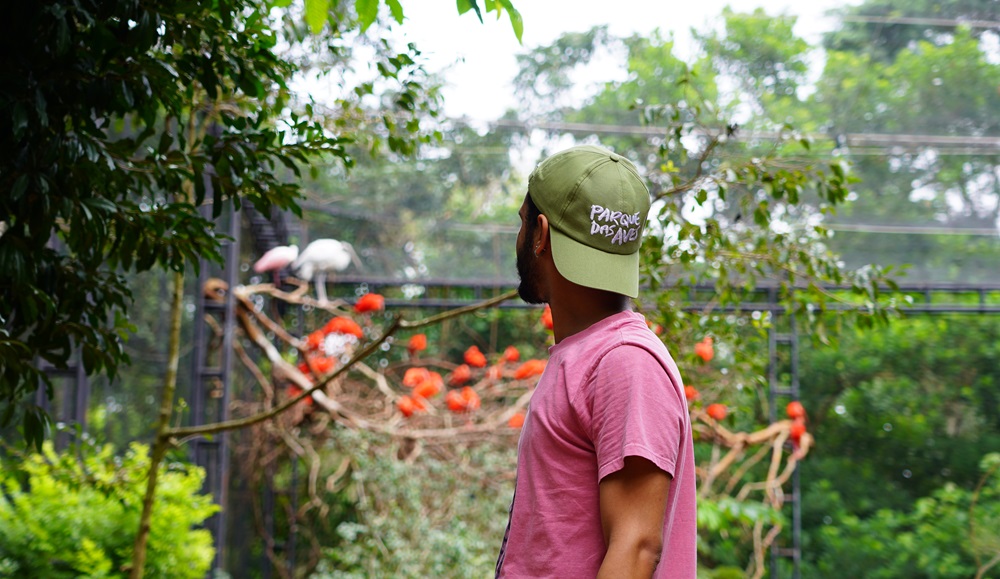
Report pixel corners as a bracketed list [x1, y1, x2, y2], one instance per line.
[344, 242, 364, 272]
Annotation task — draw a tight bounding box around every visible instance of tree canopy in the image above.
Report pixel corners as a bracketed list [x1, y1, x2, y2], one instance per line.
[0, 0, 521, 445]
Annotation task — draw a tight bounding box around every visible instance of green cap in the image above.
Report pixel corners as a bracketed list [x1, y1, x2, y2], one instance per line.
[528, 145, 651, 298]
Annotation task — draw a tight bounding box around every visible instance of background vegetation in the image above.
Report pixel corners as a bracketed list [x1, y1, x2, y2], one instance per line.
[0, 437, 217, 578]
[1, 0, 998, 577]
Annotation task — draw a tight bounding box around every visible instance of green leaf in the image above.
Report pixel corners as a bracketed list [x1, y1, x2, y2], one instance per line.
[10, 174, 28, 201]
[356, 0, 379, 31]
[304, 0, 330, 33]
[12, 103, 27, 138]
[157, 129, 173, 154]
[23, 406, 50, 451]
[830, 160, 845, 180]
[456, 0, 483, 23]
[753, 204, 769, 226]
[386, 0, 404, 23]
[32, 88, 48, 126]
[500, 1, 523, 43]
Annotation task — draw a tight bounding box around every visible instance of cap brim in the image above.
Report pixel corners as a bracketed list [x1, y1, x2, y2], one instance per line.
[549, 227, 640, 298]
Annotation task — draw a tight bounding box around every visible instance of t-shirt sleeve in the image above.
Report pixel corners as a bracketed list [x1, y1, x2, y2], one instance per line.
[588, 344, 686, 482]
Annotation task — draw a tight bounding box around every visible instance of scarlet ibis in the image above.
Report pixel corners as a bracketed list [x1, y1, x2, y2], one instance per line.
[291, 239, 363, 303]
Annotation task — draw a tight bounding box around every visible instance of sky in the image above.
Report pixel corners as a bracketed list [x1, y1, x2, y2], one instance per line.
[391, 0, 861, 123]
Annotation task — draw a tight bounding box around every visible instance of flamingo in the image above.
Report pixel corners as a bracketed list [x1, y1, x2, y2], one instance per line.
[291, 238, 363, 303]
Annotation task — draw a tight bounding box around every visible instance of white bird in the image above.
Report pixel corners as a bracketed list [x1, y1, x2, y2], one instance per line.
[291, 239, 363, 303]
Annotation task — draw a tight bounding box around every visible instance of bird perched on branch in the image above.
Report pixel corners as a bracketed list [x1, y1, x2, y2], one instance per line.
[291, 238, 363, 303]
[252, 245, 300, 318]
[252, 244, 299, 274]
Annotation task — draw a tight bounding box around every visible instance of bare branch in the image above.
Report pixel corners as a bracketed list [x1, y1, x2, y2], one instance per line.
[168, 288, 518, 440]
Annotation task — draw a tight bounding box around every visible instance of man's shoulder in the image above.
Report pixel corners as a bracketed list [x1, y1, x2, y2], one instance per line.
[615, 315, 673, 356]
[598, 338, 672, 373]
[558, 312, 673, 368]
[596, 317, 682, 383]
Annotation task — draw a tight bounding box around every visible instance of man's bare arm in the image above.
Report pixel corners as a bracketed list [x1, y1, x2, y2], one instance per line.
[597, 455, 672, 578]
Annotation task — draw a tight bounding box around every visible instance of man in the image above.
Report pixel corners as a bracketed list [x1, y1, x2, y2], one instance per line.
[495, 145, 697, 578]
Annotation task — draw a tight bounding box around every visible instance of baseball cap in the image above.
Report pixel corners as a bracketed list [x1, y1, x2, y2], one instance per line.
[528, 145, 651, 298]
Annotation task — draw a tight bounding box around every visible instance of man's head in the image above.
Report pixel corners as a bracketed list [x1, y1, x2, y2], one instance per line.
[516, 145, 650, 301]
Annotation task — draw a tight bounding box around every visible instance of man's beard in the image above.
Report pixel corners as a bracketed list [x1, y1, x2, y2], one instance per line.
[516, 241, 545, 304]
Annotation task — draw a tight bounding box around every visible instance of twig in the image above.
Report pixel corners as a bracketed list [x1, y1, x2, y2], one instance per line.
[722, 444, 772, 495]
[353, 362, 400, 401]
[241, 282, 351, 313]
[699, 443, 723, 498]
[654, 135, 724, 201]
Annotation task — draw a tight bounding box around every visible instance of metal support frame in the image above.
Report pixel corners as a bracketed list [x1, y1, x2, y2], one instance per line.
[37, 349, 89, 450]
[766, 289, 802, 578]
[261, 310, 303, 579]
[37, 233, 91, 449]
[190, 200, 240, 574]
[324, 276, 1000, 314]
[246, 208, 299, 579]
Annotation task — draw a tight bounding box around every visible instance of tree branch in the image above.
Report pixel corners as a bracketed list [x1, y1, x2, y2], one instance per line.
[167, 289, 518, 440]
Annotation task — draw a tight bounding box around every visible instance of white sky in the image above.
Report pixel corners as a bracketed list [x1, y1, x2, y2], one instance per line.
[393, 0, 860, 122]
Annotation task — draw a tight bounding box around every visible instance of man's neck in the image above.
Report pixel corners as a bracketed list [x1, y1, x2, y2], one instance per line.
[549, 281, 630, 344]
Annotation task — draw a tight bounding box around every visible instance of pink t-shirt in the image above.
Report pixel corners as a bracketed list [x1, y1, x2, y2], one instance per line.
[496, 311, 697, 578]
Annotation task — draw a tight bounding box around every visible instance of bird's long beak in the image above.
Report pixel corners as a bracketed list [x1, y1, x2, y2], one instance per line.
[344, 242, 364, 272]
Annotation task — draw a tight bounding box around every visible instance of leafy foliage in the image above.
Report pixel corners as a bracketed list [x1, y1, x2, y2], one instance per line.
[309, 429, 514, 578]
[801, 314, 1000, 485]
[803, 453, 1000, 578]
[823, 0, 999, 62]
[0, 0, 470, 444]
[455, 0, 523, 42]
[695, 8, 810, 107]
[696, 495, 783, 570]
[0, 437, 218, 578]
[796, 314, 1000, 577]
[0, 0, 342, 443]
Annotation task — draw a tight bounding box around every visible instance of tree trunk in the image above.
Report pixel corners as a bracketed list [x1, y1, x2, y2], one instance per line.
[129, 268, 185, 579]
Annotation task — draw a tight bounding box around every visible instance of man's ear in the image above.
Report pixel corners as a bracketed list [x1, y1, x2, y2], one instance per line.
[535, 213, 551, 255]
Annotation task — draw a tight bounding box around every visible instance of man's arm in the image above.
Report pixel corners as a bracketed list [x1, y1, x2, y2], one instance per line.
[597, 455, 672, 579]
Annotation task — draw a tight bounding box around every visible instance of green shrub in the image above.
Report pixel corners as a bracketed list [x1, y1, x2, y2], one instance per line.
[0, 439, 218, 578]
[311, 429, 515, 578]
[804, 453, 1000, 578]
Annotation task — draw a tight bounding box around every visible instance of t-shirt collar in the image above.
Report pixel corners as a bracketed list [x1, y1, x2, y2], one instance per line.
[548, 309, 640, 354]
